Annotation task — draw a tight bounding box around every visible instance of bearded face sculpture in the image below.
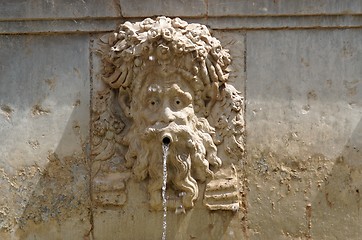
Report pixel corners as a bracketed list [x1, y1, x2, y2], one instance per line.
[92, 16, 244, 211]
[123, 69, 222, 209]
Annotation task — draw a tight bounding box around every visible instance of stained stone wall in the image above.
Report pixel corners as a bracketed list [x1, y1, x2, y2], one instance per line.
[0, 1, 361, 240]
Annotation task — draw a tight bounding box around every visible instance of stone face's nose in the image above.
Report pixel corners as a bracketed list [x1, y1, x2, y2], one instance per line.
[160, 106, 176, 123]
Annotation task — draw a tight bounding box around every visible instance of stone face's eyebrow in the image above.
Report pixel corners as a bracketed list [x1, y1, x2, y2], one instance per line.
[167, 84, 193, 101]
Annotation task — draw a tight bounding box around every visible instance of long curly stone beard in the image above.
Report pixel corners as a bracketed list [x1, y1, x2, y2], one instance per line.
[125, 118, 221, 211]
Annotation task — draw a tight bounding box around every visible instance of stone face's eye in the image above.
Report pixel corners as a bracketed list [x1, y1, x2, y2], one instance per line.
[171, 97, 185, 110]
[147, 97, 159, 109]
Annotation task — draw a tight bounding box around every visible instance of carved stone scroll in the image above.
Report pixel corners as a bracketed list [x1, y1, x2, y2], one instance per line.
[91, 16, 244, 211]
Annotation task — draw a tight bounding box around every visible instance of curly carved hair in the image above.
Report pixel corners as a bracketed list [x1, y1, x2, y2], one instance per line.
[99, 16, 231, 116]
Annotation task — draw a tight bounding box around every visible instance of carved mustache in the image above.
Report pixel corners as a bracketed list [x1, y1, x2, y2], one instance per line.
[142, 122, 197, 144]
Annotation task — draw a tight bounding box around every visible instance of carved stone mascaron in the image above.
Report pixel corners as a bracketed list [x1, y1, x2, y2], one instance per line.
[91, 16, 244, 212]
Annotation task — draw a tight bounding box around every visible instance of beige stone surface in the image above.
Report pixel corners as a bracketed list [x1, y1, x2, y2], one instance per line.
[93, 182, 246, 240]
[0, 35, 91, 239]
[245, 29, 362, 239]
[0, 2, 361, 239]
[208, 0, 362, 16]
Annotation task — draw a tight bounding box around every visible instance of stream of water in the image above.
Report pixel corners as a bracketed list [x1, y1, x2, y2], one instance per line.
[161, 143, 169, 240]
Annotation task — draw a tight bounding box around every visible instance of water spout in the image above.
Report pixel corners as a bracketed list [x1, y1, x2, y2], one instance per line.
[162, 133, 172, 145]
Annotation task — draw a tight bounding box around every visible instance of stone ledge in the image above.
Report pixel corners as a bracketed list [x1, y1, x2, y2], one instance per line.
[1, 15, 362, 34]
[1, 0, 361, 22]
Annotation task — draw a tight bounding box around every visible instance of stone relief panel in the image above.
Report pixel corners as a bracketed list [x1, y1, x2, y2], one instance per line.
[91, 16, 244, 211]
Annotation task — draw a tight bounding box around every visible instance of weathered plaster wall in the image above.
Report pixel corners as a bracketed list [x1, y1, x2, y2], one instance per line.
[0, 34, 92, 239]
[0, 1, 361, 239]
[246, 29, 362, 239]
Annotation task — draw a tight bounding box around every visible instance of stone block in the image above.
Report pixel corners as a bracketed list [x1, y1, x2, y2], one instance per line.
[0, 0, 120, 20]
[245, 29, 362, 239]
[92, 183, 245, 240]
[209, 0, 362, 17]
[0, 35, 91, 238]
[119, 0, 206, 17]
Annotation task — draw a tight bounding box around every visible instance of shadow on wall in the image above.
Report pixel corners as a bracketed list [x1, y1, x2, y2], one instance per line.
[311, 117, 362, 239]
[15, 107, 92, 239]
[0, 34, 93, 239]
